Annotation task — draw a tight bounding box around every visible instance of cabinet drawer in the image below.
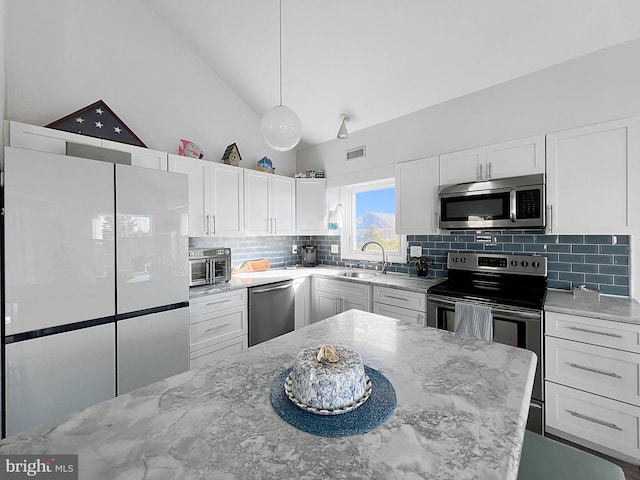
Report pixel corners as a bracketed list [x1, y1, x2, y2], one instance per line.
[373, 302, 426, 326]
[313, 277, 371, 300]
[190, 289, 247, 314]
[545, 311, 640, 353]
[373, 286, 426, 311]
[546, 381, 640, 461]
[546, 336, 640, 406]
[190, 306, 247, 351]
[190, 335, 247, 369]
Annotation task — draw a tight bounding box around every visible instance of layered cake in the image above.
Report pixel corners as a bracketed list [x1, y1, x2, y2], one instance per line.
[290, 344, 367, 410]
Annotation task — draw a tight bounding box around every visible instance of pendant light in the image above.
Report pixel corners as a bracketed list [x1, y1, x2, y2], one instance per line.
[337, 114, 349, 139]
[260, 0, 302, 152]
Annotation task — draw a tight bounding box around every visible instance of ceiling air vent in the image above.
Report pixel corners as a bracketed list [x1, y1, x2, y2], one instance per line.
[345, 145, 366, 161]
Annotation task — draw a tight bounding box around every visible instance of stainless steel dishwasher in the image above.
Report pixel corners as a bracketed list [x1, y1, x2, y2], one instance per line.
[248, 280, 295, 347]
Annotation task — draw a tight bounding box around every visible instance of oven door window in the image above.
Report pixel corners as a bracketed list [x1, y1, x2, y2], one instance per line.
[190, 260, 208, 284]
[441, 192, 509, 222]
[211, 259, 228, 282]
[439, 309, 526, 348]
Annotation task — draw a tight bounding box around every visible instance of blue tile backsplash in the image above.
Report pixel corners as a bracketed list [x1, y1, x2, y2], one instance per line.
[191, 230, 630, 296]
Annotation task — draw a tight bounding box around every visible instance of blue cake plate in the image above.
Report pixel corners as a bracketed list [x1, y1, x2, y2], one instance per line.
[269, 365, 397, 437]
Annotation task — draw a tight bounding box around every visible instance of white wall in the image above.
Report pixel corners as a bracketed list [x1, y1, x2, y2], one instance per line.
[4, 0, 295, 175]
[297, 37, 640, 188]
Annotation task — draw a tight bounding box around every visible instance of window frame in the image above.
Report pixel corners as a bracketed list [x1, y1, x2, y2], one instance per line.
[340, 178, 407, 264]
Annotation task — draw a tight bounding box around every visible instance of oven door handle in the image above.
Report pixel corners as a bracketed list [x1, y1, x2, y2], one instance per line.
[428, 295, 541, 321]
[510, 188, 517, 222]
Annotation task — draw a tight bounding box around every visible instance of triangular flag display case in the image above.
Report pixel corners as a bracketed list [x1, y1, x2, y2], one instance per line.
[46, 100, 147, 148]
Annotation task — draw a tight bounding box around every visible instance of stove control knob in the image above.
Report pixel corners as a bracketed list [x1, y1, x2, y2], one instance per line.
[532, 261, 540, 268]
[461, 257, 468, 263]
[521, 261, 529, 267]
[510, 260, 518, 267]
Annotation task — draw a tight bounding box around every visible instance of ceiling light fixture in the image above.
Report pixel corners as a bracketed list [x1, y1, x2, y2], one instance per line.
[337, 114, 349, 139]
[260, 0, 301, 152]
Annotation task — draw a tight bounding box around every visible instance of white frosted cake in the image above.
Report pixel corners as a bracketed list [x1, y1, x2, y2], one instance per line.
[290, 344, 367, 410]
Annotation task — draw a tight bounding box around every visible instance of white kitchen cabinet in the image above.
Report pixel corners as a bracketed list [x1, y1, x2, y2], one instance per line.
[296, 178, 326, 235]
[5, 121, 167, 170]
[439, 135, 545, 185]
[544, 310, 640, 463]
[372, 286, 427, 326]
[312, 277, 371, 323]
[244, 169, 295, 235]
[168, 154, 244, 237]
[546, 117, 640, 234]
[294, 277, 311, 330]
[395, 156, 439, 234]
[189, 289, 248, 368]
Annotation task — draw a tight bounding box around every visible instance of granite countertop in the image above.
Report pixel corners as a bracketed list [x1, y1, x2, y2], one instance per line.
[0, 310, 535, 480]
[190, 266, 444, 299]
[545, 289, 640, 325]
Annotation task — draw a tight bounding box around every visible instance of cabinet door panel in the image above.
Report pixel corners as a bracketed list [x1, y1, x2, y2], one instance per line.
[341, 297, 371, 313]
[168, 154, 209, 237]
[373, 302, 424, 325]
[486, 135, 545, 179]
[190, 336, 247, 369]
[440, 147, 486, 184]
[211, 164, 244, 236]
[102, 139, 168, 170]
[271, 175, 296, 234]
[395, 156, 439, 234]
[546, 117, 640, 234]
[296, 178, 326, 234]
[244, 170, 270, 235]
[313, 292, 339, 323]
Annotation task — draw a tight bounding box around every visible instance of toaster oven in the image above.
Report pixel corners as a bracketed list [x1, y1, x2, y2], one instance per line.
[189, 248, 231, 286]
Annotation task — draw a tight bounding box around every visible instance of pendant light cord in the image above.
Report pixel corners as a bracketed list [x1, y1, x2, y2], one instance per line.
[279, 0, 283, 106]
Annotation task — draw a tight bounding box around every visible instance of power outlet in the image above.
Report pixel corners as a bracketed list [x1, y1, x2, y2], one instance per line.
[331, 244, 339, 254]
[410, 246, 422, 257]
[291, 245, 298, 254]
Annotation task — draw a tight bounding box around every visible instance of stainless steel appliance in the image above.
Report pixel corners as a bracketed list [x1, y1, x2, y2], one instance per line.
[248, 280, 295, 347]
[3, 146, 190, 436]
[438, 174, 545, 230]
[427, 252, 547, 433]
[302, 245, 317, 267]
[189, 248, 231, 286]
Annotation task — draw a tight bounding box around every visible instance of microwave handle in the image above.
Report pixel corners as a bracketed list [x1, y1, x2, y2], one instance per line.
[509, 188, 517, 222]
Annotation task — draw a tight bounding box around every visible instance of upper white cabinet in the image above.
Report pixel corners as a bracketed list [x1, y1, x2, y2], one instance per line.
[439, 135, 545, 185]
[546, 117, 640, 234]
[296, 178, 326, 235]
[244, 169, 296, 235]
[168, 154, 244, 237]
[395, 156, 439, 234]
[5, 121, 166, 170]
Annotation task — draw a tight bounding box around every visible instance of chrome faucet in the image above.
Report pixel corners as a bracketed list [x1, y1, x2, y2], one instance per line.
[361, 241, 387, 274]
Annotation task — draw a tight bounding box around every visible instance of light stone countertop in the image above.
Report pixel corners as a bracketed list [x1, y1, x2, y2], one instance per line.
[0, 310, 535, 480]
[190, 266, 443, 299]
[545, 289, 640, 325]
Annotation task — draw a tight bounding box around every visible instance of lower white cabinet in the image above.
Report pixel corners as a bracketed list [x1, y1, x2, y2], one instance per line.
[372, 286, 427, 325]
[312, 277, 371, 323]
[294, 277, 311, 330]
[544, 310, 640, 463]
[189, 289, 248, 367]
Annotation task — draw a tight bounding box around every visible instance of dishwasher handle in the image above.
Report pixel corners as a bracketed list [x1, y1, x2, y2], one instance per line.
[251, 282, 293, 294]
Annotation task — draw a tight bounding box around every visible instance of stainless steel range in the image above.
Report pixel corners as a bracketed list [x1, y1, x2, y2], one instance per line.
[427, 252, 547, 433]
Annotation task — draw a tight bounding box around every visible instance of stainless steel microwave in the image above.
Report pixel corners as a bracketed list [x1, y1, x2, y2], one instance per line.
[438, 174, 545, 230]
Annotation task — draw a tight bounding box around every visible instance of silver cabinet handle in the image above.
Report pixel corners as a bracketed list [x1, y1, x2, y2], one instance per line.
[487, 162, 492, 179]
[478, 163, 483, 180]
[204, 323, 232, 334]
[433, 210, 439, 232]
[509, 188, 517, 222]
[211, 214, 216, 235]
[567, 362, 622, 379]
[385, 295, 408, 302]
[568, 326, 623, 338]
[566, 410, 623, 431]
[273, 217, 277, 235]
[205, 214, 210, 235]
[205, 299, 231, 306]
[547, 204, 553, 233]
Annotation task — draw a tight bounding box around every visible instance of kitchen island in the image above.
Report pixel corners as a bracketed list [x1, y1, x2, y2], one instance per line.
[0, 310, 536, 479]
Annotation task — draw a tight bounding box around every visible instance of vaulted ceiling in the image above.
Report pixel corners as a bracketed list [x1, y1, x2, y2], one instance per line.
[144, 0, 640, 149]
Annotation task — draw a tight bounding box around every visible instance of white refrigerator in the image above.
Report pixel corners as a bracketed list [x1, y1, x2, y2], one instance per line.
[3, 146, 189, 437]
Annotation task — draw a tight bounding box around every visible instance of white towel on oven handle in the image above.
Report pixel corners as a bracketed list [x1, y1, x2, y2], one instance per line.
[454, 302, 493, 341]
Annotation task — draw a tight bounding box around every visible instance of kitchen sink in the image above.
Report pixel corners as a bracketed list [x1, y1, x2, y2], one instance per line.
[340, 271, 378, 278]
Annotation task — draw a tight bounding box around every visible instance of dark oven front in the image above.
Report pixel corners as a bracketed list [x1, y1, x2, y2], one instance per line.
[426, 294, 543, 433]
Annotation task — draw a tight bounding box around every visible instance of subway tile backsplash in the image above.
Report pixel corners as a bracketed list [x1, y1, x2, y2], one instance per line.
[190, 230, 630, 297]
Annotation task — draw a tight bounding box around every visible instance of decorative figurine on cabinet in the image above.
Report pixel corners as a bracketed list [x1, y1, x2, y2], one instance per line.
[222, 143, 242, 166]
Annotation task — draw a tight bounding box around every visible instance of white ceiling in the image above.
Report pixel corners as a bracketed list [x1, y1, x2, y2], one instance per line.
[144, 0, 640, 150]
